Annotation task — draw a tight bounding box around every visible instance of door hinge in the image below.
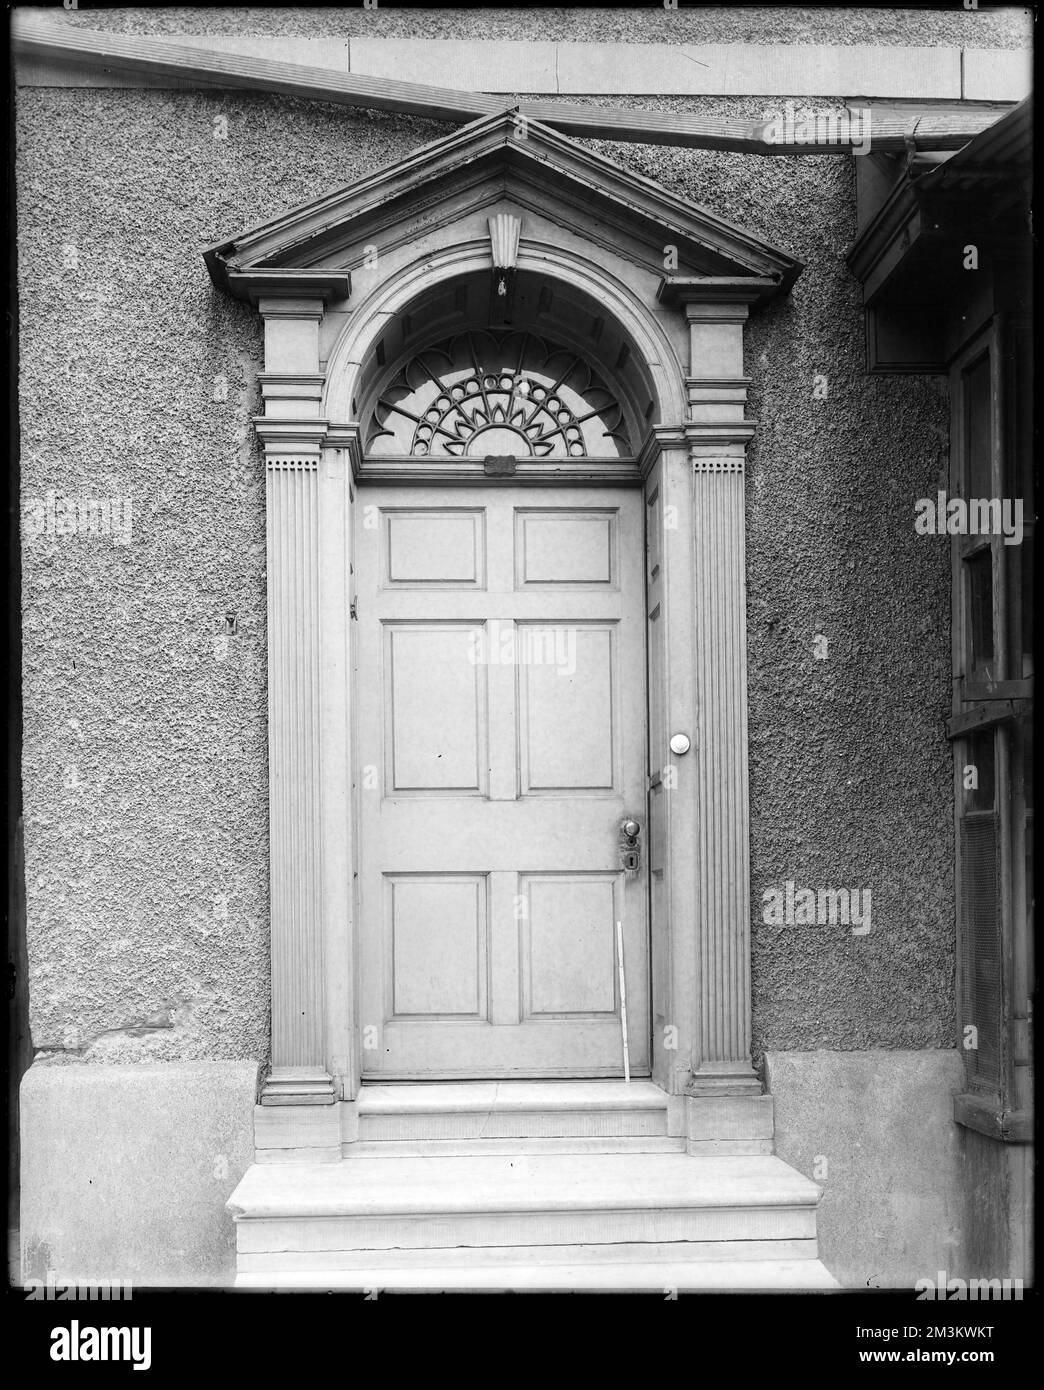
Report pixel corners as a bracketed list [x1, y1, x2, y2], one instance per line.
[350, 597, 358, 620]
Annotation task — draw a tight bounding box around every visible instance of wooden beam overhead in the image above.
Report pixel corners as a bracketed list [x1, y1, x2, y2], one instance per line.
[13, 17, 1013, 156]
[514, 99, 1011, 154]
[12, 16, 501, 124]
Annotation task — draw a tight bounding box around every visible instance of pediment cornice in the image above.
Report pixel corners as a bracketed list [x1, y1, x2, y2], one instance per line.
[205, 110, 802, 301]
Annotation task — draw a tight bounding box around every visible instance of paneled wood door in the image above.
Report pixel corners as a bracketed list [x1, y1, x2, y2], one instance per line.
[356, 485, 649, 1077]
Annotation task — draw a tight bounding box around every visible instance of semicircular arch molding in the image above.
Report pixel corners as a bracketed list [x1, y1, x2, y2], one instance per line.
[322, 243, 688, 451]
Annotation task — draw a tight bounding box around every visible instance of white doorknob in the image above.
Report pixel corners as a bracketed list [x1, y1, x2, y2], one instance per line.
[669, 733, 691, 755]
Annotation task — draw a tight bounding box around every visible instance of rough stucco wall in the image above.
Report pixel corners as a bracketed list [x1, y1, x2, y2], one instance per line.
[572, 101, 955, 1057]
[19, 11, 985, 1063]
[17, 86, 443, 1062]
[60, 4, 1032, 47]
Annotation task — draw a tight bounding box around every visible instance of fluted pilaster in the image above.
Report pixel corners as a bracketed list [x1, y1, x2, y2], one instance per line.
[673, 279, 764, 1098]
[689, 455, 758, 1093]
[262, 453, 334, 1105]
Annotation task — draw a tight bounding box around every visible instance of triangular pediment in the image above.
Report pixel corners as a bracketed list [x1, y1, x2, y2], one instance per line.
[205, 110, 801, 299]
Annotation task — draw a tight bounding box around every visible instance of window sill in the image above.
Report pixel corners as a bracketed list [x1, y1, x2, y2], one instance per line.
[954, 1092, 1033, 1142]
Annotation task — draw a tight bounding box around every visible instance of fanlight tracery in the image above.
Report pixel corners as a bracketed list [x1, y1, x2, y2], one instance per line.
[365, 331, 632, 459]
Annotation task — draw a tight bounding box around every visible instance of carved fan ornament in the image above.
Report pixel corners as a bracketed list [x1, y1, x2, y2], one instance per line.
[366, 331, 632, 459]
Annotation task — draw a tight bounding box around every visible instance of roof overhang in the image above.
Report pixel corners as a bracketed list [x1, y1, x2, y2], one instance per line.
[846, 96, 1031, 371]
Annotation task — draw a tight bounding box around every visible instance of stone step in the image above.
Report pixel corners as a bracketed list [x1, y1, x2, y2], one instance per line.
[235, 1258, 840, 1291]
[238, 1236, 821, 1272]
[346, 1136, 687, 1158]
[230, 1153, 821, 1257]
[355, 1080, 671, 1141]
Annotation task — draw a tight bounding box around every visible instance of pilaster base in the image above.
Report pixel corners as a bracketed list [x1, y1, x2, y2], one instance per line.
[687, 1064, 762, 1098]
[254, 1103, 341, 1164]
[260, 1067, 337, 1106]
[686, 1094, 775, 1156]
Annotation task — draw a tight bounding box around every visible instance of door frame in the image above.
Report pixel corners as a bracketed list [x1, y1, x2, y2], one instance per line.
[251, 245, 770, 1116]
[352, 477, 653, 1081]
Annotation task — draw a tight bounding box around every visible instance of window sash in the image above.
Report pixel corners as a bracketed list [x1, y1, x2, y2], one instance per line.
[950, 320, 1033, 1126]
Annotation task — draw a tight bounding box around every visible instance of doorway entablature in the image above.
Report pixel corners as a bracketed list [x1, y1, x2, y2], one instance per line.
[204, 110, 801, 1145]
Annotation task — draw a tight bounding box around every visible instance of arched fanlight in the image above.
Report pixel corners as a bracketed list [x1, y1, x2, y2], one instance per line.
[366, 330, 631, 458]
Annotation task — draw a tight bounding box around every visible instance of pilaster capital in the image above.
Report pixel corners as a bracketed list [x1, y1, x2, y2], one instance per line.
[222, 269, 350, 309]
[684, 420, 757, 457]
[657, 275, 782, 316]
[256, 295, 329, 321]
[324, 422, 366, 480]
[253, 417, 328, 466]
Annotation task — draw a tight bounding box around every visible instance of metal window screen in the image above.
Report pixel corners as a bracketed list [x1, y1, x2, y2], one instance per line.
[959, 812, 1003, 1087]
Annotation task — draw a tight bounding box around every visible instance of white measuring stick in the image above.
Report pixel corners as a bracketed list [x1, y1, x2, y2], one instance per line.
[615, 919, 630, 1084]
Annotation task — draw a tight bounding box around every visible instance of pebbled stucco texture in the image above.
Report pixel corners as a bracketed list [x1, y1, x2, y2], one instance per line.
[575, 98, 955, 1058]
[17, 85, 443, 1064]
[62, 5, 1032, 48]
[18, 18, 967, 1065]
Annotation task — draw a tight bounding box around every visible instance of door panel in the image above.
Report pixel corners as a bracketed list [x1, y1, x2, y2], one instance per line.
[386, 874, 487, 1017]
[385, 625, 487, 792]
[523, 874, 620, 1016]
[384, 509, 485, 586]
[518, 625, 615, 791]
[357, 485, 649, 1078]
[515, 508, 616, 586]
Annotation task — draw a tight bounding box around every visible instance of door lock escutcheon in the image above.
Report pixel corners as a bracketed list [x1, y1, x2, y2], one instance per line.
[619, 817, 641, 875]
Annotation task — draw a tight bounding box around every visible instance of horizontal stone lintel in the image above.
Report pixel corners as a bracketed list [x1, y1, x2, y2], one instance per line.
[16, 38, 1031, 102]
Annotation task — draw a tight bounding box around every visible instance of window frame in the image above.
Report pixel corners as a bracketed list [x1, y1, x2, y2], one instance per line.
[948, 318, 1033, 1142]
